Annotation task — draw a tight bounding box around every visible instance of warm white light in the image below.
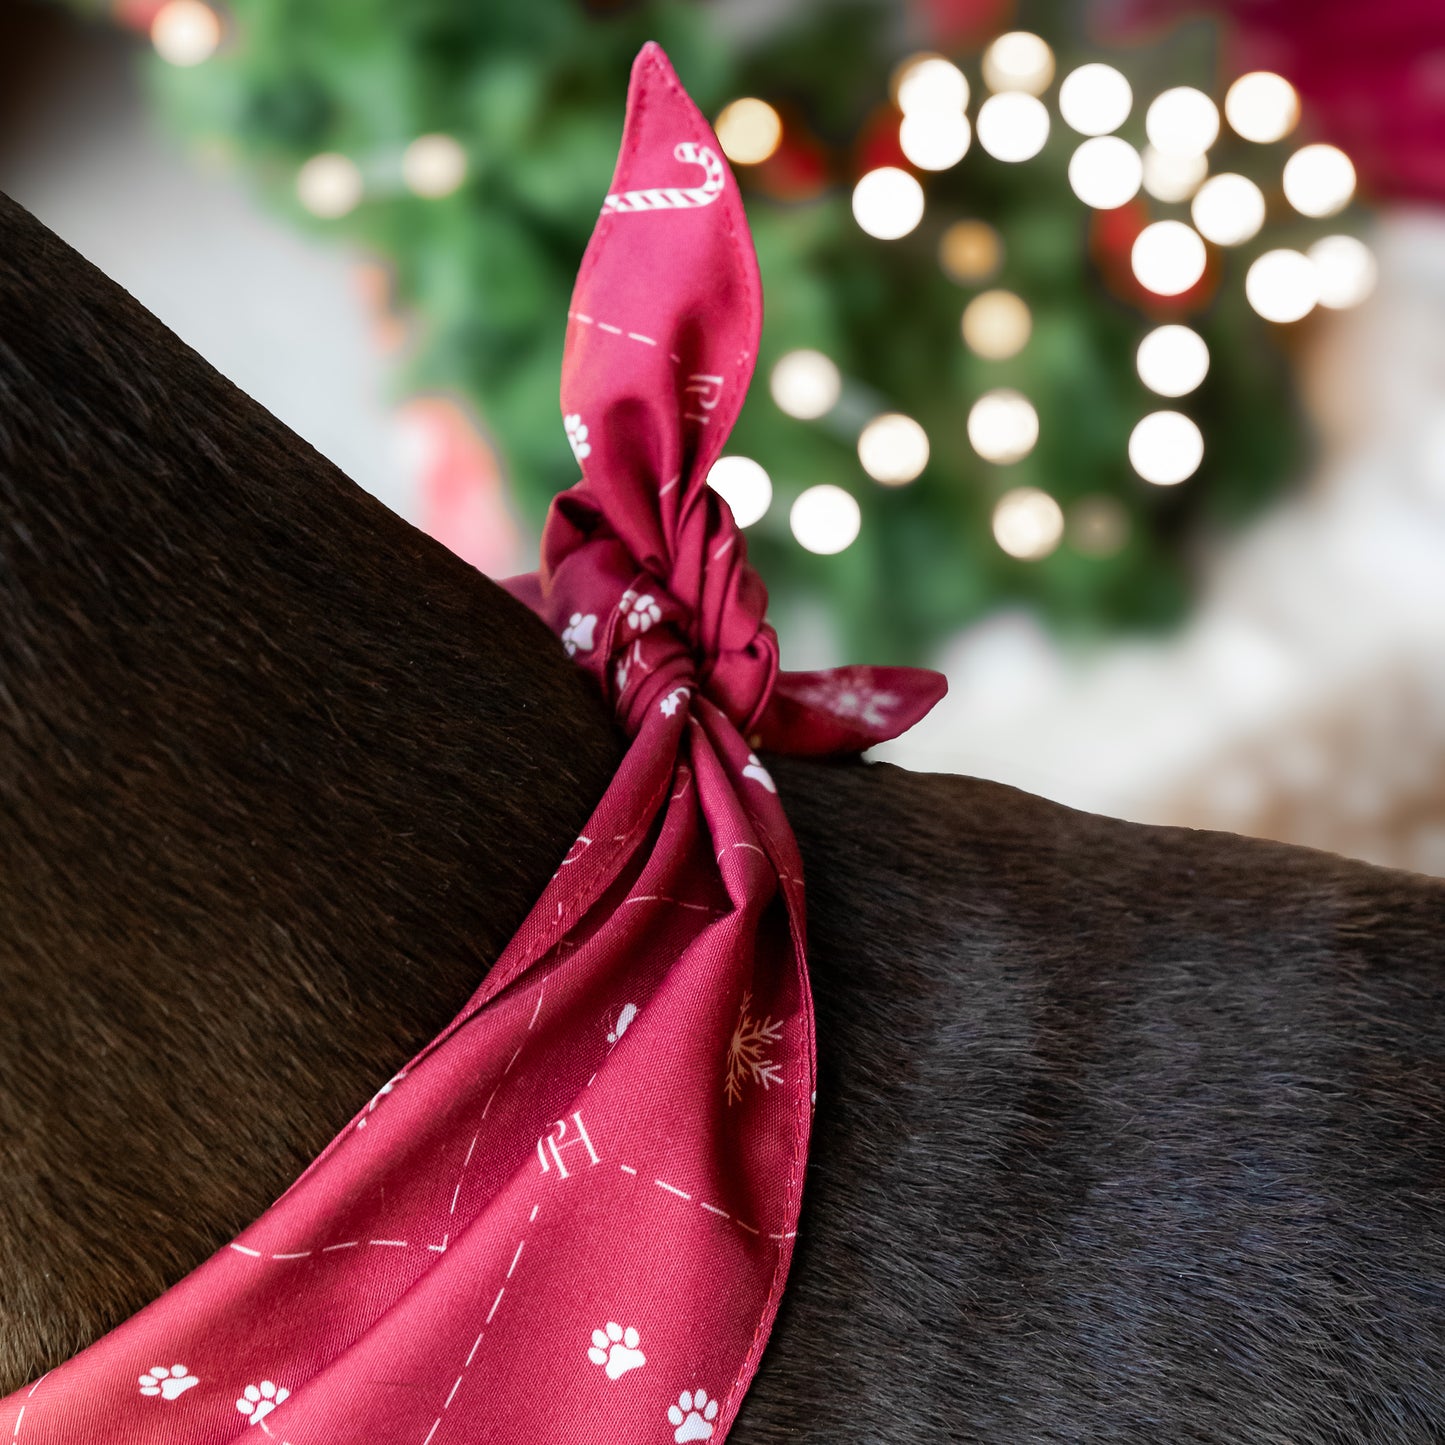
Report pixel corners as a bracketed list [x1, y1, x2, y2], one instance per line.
[297, 153, 364, 219]
[852, 167, 925, 239]
[1067, 136, 1142, 209]
[790, 484, 861, 554]
[982, 32, 1055, 96]
[896, 55, 970, 114]
[706, 455, 773, 528]
[1145, 87, 1220, 158]
[962, 289, 1032, 359]
[992, 487, 1064, 560]
[402, 134, 468, 198]
[1225, 71, 1299, 144]
[1131, 221, 1207, 296]
[770, 350, 842, 419]
[1136, 325, 1210, 397]
[1283, 144, 1356, 218]
[1129, 411, 1204, 485]
[1058, 63, 1132, 135]
[1068, 495, 1131, 557]
[858, 413, 930, 485]
[1309, 235, 1377, 309]
[714, 98, 783, 165]
[900, 110, 971, 170]
[976, 93, 1050, 163]
[1190, 172, 1265, 246]
[1246, 248, 1320, 322]
[939, 220, 1002, 283]
[150, 0, 220, 65]
[968, 389, 1039, 464]
[1142, 146, 1208, 202]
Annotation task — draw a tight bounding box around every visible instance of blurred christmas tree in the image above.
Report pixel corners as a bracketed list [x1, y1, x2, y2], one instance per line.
[65, 0, 1374, 662]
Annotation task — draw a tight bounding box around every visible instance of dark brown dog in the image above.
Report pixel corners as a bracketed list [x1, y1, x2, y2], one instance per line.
[3, 191, 1444, 1442]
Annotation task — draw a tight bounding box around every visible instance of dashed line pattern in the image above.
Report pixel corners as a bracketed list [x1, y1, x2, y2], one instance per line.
[417, 1204, 540, 1445]
[568, 309, 682, 364]
[615, 1164, 795, 1245]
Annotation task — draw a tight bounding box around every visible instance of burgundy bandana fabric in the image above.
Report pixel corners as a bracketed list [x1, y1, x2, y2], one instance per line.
[2, 43, 944, 1445]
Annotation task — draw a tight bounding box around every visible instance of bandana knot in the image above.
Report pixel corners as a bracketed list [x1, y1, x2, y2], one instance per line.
[540, 486, 780, 740]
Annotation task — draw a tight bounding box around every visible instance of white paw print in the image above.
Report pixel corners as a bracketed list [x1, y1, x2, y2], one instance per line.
[236, 1380, 290, 1425]
[620, 588, 662, 632]
[138, 1364, 198, 1401]
[742, 752, 776, 793]
[562, 612, 597, 657]
[587, 1320, 646, 1380]
[564, 413, 592, 462]
[668, 1388, 720, 1442]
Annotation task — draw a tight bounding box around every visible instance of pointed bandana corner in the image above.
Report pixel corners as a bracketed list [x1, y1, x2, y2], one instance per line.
[1, 41, 945, 1445]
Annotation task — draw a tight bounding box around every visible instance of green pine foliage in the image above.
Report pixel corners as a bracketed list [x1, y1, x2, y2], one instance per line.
[110, 0, 1316, 661]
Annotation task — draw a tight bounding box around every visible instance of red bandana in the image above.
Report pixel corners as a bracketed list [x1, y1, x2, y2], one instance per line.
[2, 43, 943, 1445]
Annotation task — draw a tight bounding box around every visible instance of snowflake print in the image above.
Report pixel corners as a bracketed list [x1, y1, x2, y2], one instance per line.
[620, 588, 662, 633]
[562, 612, 597, 656]
[790, 675, 899, 730]
[564, 413, 592, 463]
[725, 992, 784, 1105]
[659, 687, 689, 717]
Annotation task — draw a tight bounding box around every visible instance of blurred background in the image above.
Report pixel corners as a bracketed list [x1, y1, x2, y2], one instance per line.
[3, 0, 1444, 873]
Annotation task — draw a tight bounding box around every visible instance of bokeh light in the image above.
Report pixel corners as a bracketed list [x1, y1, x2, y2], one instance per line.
[1142, 146, 1208, 202]
[1225, 72, 1300, 144]
[150, 0, 220, 66]
[982, 32, 1055, 95]
[858, 413, 931, 485]
[1145, 88, 1220, 157]
[1246, 248, 1320, 322]
[900, 110, 971, 170]
[939, 221, 1002, 283]
[1068, 136, 1143, 209]
[1283, 144, 1357, 218]
[791, 484, 862, 554]
[852, 167, 925, 239]
[1309, 235, 1378, 309]
[993, 487, 1064, 559]
[968, 389, 1039, 463]
[1058, 64, 1132, 136]
[402, 134, 468, 198]
[1068, 495, 1132, 557]
[1190, 173, 1265, 246]
[297, 152, 364, 218]
[714, 98, 783, 165]
[770, 349, 842, 419]
[895, 55, 970, 114]
[1136, 325, 1210, 397]
[1131, 221, 1207, 296]
[1129, 411, 1204, 485]
[977, 92, 1050, 163]
[706, 455, 773, 527]
[962, 290, 1032, 360]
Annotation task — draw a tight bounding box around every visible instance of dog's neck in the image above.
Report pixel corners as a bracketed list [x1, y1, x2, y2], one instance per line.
[0, 190, 622, 1384]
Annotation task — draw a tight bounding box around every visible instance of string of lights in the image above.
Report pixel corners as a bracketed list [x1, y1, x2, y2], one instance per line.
[701, 35, 1372, 565]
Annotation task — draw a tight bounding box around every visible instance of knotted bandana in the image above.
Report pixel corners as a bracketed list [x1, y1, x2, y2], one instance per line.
[2, 42, 944, 1445]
